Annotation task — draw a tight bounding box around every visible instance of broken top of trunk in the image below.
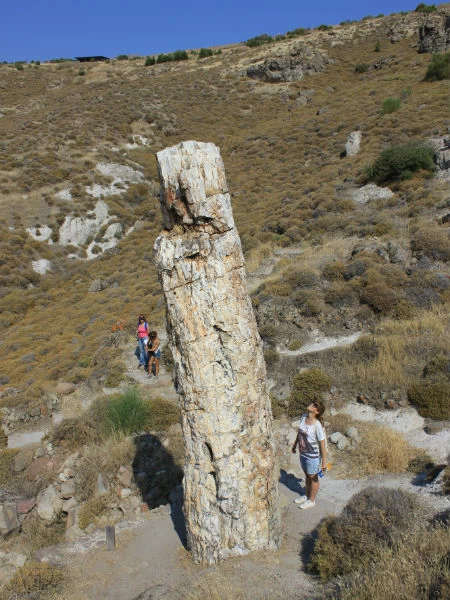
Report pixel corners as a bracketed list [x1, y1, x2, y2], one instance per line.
[154, 140, 281, 564]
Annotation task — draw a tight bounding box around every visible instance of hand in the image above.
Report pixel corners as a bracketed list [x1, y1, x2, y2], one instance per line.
[322, 464, 327, 471]
[291, 447, 297, 454]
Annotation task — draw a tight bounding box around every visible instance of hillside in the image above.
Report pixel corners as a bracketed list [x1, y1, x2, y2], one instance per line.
[0, 4, 450, 598]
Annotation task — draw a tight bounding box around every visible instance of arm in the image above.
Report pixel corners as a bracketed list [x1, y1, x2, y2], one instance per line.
[318, 439, 327, 470]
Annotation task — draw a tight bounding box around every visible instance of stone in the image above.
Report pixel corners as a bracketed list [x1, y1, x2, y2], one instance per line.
[60, 479, 76, 499]
[117, 466, 132, 487]
[154, 141, 281, 564]
[346, 427, 360, 442]
[89, 278, 107, 293]
[12, 447, 35, 472]
[352, 183, 394, 205]
[96, 473, 110, 495]
[0, 504, 20, 537]
[247, 44, 328, 82]
[330, 431, 350, 450]
[55, 382, 76, 395]
[61, 498, 77, 513]
[119, 488, 132, 499]
[345, 131, 362, 157]
[36, 485, 63, 521]
[418, 12, 450, 54]
[16, 498, 35, 514]
[26, 456, 53, 481]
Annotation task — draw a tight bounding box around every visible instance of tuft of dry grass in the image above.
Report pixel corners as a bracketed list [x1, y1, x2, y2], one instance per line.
[327, 416, 420, 478]
[1, 561, 64, 599]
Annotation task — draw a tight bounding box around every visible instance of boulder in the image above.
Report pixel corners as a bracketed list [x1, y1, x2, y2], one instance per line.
[418, 12, 450, 54]
[36, 485, 63, 521]
[330, 431, 350, 450]
[247, 45, 328, 82]
[60, 479, 76, 499]
[345, 131, 362, 157]
[12, 447, 35, 472]
[55, 382, 76, 395]
[26, 456, 54, 481]
[0, 504, 20, 537]
[352, 183, 394, 204]
[16, 498, 35, 515]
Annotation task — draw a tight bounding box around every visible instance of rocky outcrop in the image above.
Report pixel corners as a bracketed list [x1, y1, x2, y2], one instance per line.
[247, 44, 328, 82]
[345, 131, 362, 157]
[418, 12, 450, 53]
[154, 140, 281, 564]
[428, 137, 450, 179]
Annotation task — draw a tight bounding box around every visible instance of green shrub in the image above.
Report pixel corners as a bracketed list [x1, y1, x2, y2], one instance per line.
[198, 48, 214, 59]
[117, 54, 129, 60]
[317, 24, 332, 31]
[366, 142, 435, 184]
[374, 40, 381, 52]
[246, 34, 273, 47]
[424, 52, 450, 81]
[271, 396, 286, 419]
[407, 381, 450, 419]
[415, 3, 437, 13]
[380, 97, 401, 115]
[104, 387, 149, 436]
[145, 56, 156, 66]
[309, 487, 422, 579]
[288, 368, 332, 417]
[355, 63, 369, 73]
[288, 339, 303, 351]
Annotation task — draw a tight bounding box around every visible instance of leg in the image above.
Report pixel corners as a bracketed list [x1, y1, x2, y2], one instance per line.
[307, 473, 320, 502]
[154, 357, 160, 377]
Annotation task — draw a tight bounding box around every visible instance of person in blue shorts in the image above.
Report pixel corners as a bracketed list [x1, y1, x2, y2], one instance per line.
[291, 400, 327, 510]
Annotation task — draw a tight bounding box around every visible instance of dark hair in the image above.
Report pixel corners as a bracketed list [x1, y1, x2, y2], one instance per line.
[314, 400, 326, 426]
[138, 314, 146, 320]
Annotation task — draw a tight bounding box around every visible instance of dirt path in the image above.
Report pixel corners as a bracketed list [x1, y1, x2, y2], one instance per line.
[58, 422, 449, 600]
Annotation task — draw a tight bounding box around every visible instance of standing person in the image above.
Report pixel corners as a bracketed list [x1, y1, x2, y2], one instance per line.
[136, 314, 149, 369]
[147, 331, 161, 379]
[291, 400, 327, 510]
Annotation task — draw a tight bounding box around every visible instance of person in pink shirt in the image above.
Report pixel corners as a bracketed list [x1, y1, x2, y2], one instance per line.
[136, 314, 149, 369]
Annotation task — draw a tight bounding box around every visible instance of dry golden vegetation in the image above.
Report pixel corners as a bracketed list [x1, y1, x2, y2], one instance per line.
[0, 8, 449, 411]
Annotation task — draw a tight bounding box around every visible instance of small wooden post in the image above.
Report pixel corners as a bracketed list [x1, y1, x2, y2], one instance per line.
[105, 525, 116, 550]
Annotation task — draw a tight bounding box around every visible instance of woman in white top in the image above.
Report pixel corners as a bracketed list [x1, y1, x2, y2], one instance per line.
[291, 400, 327, 510]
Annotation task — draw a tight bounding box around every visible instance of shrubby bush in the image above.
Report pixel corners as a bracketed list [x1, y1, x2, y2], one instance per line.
[407, 381, 450, 419]
[145, 56, 156, 66]
[424, 51, 450, 81]
[411, 227, 450, 261]
[309, 487, 423, 579]
[415, 2, 437, 12]
[366, 142, 435, 184]
[355, 63, 369, 73]
[246, 34, 274, 47]
[360, 283, 396, 314]
[288, 368, 331, 417]
[352, 335, 380, 361]
[380, 96, 401, 115]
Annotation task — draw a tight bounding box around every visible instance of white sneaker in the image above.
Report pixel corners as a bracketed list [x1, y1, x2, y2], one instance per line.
[299, 499, 315, 510]
[294, 495, 307, 505]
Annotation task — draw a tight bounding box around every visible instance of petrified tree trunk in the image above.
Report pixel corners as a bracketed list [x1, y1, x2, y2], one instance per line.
[154, 140, 281, 564]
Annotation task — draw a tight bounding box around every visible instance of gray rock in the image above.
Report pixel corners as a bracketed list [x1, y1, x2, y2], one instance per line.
[345, 131, 362, 157]
[96, 473, 110, 495]
[60, 479, 76, 499]
[352, 183, 394, 205]
[247, 44, 328, 82]
[55, 382, 76, 395]
[346, 426, 360, 442]
[330, 431, 350, 450]
[36, 485, 63, 521]
[0, 504, 20, 537]
[12, 447, 35, 472]
[88, 278, 107, 293]
[418, 12, 450, 54]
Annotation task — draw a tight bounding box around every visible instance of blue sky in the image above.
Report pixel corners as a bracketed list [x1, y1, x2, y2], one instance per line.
[2, 0, 420, 63]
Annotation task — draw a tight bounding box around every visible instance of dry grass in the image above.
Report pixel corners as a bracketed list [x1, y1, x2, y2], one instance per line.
[342, 303, 450, 397]
[326, 416, 421, 478]
[329, 523, 450, 600]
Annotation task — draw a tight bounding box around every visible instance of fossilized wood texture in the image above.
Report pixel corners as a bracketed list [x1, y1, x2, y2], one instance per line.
[154, 141, 281, 564]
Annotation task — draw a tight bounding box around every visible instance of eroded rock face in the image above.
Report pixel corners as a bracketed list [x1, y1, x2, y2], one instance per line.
[247, 44, 328, 82]
[154, 141, 281, 564]
[418, 12, 450, 53]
